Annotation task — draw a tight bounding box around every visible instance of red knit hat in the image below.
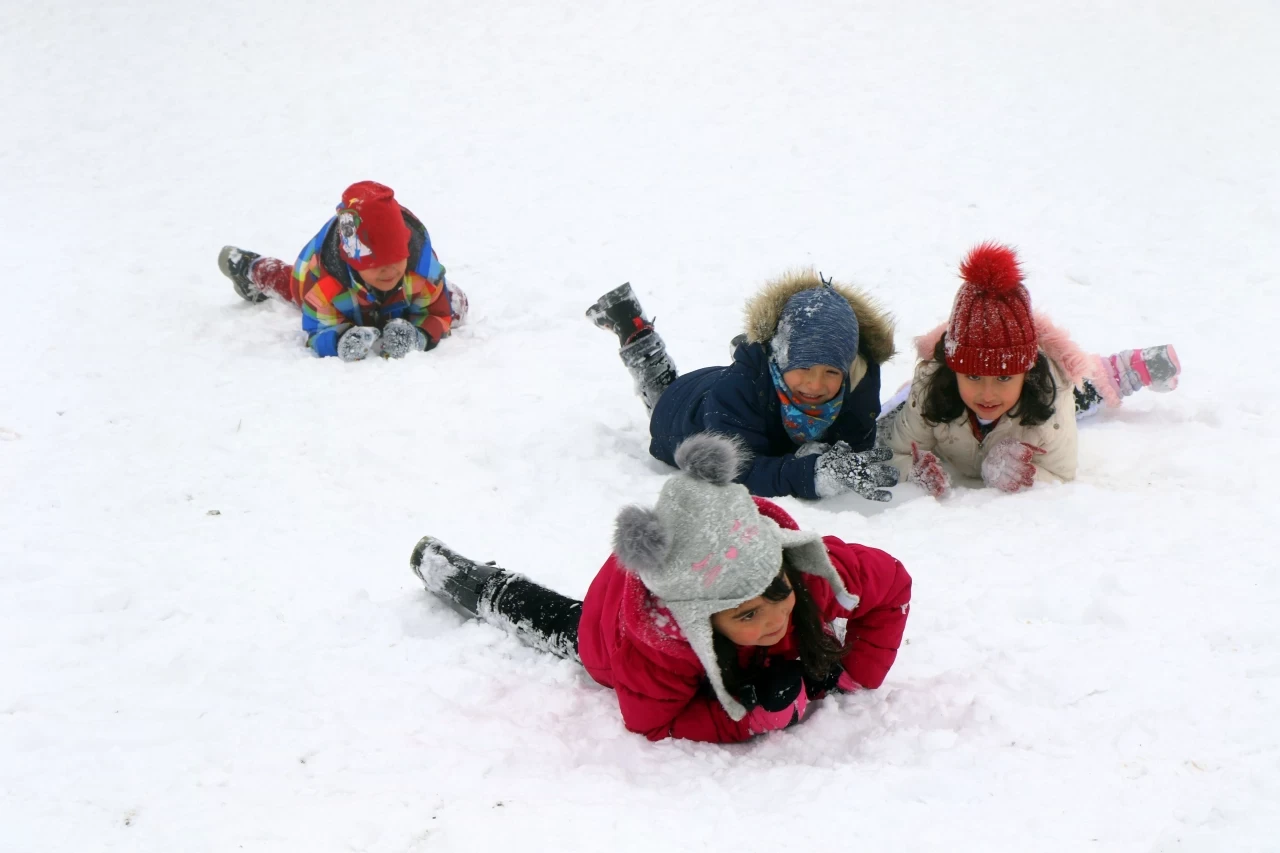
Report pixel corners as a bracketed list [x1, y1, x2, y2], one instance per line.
[334, 181, 411, 271]
[944, 242, 1038, 375]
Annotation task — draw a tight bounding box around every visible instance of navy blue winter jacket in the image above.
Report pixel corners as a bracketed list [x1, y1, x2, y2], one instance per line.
[649, 341, 883, 499]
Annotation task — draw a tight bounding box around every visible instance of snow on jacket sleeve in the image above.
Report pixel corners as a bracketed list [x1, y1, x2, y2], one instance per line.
[820, 537, 911, 689]
[610, 643, 755, 743]
[698, 379, 823, 499]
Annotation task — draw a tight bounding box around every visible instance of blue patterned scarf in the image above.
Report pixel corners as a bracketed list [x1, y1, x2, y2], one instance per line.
[768, 358, 845, 444]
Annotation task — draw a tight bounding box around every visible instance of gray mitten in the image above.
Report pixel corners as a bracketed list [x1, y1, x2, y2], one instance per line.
[814, 441, 899, 501]
[380, 318, 428, 359]
[337, 325, 381, 362]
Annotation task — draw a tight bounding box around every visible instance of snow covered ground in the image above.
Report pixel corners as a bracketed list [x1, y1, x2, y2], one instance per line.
[4, 1, 1280, 850]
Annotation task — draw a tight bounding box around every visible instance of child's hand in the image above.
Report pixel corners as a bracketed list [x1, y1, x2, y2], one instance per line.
[739, 658, 804, 712]
[981, 438, 1045, 493]
[337, 325, 382, 362]
[802, 661, 848, 697]
[380, 318, 428, 359]
[910, 442, 952, 498]
[740, 659, 809, 734]
[814, 442, 899, 501]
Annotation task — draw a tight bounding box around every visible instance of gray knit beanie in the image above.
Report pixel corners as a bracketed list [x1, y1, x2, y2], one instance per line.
[612, 433, 857, 720]
[771, 284, 861, 375]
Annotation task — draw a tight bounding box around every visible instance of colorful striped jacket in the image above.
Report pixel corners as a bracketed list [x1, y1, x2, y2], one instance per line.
[293, 208, 453, 357]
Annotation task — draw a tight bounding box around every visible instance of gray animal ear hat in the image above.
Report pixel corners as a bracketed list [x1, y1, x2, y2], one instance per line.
[612, 432, 858, 720]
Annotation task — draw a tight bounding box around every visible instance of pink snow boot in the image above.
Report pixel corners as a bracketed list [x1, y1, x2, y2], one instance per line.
[1105, 345, 1181, 396]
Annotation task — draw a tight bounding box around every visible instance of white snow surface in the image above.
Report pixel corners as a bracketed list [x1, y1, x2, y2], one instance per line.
[3, 2, 1280, 851]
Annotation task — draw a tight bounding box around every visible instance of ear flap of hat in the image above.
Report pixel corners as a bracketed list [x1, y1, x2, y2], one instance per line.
[775, 528, 859, 611]
[673, 433, 749, 485]
[662, 600, 750, 721]
[670, 604, 747, 717]
[613, 505, 671, 575]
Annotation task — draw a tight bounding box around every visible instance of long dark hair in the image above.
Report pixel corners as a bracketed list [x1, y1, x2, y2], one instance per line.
[712, 558, 849, 697]
[918, 336, 1057, 427]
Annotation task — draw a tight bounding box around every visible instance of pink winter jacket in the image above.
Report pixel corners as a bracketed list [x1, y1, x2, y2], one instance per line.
[576, 497, 912, 743]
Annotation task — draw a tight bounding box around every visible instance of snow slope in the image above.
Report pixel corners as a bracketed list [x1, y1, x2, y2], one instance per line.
[3, 1, 1279, 850]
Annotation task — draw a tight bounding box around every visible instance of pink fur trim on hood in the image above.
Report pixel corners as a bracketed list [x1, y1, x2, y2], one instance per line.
[914, 313, 1122, 408]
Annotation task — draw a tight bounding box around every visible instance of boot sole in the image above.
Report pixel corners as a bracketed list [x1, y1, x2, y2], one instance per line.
[584, 282, 636, 324]
[410, 535, 441, 584]
[217, 245, 239, 278]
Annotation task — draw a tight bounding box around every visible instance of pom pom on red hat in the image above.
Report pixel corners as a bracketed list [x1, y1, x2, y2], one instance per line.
[334, 181, 411, 271]
[945, 241, 1038, 376]
[959, 242, 1024, 294]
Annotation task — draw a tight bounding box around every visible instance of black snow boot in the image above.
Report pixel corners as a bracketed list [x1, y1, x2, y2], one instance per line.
[620, 329, 678, 411]
[218, 245, 268, 303]
[410, 536, 584, 661]
[587, 283, 678, 410]
[411, 536, 504, 619]
[585, 282, 653, 345]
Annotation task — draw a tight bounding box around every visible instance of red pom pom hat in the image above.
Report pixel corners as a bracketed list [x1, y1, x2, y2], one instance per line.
[334, 181, 411, 271]
[944, 242, 1039, 375]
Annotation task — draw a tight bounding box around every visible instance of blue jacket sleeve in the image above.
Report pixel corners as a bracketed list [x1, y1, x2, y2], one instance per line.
[699, 381, 821, 499]
[303, 321, 346, 358]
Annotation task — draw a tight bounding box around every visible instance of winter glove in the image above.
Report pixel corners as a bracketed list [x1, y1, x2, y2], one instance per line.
[813, 442, 899, 501]
[739, 658, 805, 712]
[380, 318, 428, 359]
[981, 437, 1045, 493]
[739, 658, 810, 735]
[801, 661, 847, 697]
[910, 442, 952, 498]
[337, 325, 382, 362]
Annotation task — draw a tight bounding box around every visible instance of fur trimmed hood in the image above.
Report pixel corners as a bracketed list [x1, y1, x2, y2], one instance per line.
[914, 312, 1122, 408]
[743, 269, 896, 366]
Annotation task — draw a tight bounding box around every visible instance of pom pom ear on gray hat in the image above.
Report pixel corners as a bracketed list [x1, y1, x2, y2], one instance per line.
[613, 433, 746, 573]
[672, 431, 748, 485]
[612, 505, 670, 575]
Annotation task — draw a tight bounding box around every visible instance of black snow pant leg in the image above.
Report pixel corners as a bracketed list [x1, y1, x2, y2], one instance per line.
[481, 574, 584, 663]
[619, 329, 678, 413]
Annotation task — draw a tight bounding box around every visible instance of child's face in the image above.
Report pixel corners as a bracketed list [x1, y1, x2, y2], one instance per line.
[956, 372, 1026, 421]
[358, 258, 410, 291]
[711, 586, 796, 647]
[782, 364, 845, 406]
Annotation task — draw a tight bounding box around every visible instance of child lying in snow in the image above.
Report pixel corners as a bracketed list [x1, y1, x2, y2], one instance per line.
[881, 243, 1181, 496]
[217, 180, 467, 360]
[411, 433, 911, 744]
[585, 273, 900, 502]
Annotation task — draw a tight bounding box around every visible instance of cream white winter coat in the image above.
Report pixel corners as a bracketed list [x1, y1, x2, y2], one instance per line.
[885, 359, 1078, 484]
[883, 313, 1118, 486]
